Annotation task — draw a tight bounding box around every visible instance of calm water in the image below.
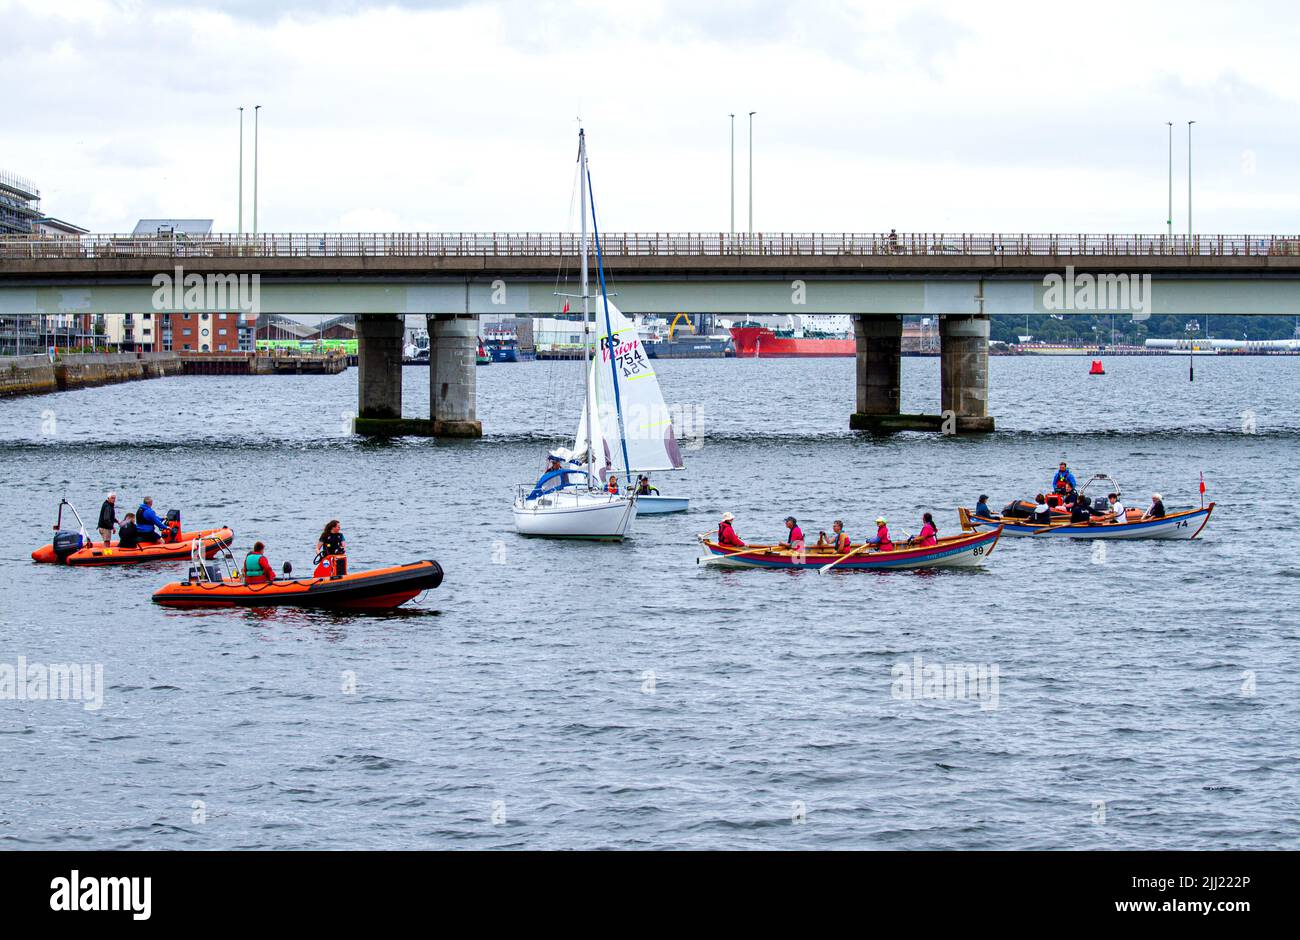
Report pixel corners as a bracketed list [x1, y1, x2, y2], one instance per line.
[1, 355, 1296, 849]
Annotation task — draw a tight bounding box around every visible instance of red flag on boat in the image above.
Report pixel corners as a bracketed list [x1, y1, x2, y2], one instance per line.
[562, 300, 570, 314]
[1200, 472, 1207, 507]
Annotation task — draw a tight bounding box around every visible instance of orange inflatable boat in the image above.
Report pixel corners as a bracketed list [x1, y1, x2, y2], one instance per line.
[32, 528, 234, 565]
[152, 559, 443, 610]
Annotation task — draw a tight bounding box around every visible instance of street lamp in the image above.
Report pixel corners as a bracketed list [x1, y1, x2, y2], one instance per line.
[729, 114, 735, 235]
[238, 107, 245, 236]
[1187, 120, 1196, 239]
[748, 111, 756, 234]
[1185, 319, 1199, 382]
[1170, 121, 1180, 240]
[253, 105, 262, 236]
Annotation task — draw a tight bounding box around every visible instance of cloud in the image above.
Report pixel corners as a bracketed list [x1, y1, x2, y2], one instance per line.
[3, 0, 1300, 235]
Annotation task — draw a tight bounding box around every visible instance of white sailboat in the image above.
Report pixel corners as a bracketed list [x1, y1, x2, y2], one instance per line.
[573, 299, 688, 514]
[511, 128, 638, 540]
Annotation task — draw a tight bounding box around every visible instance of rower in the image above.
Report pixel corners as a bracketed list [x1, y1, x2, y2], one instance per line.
[717, 511, 745, 547]
[1142, 493, 1166, 520]
[866, 516, 893, 552]
[1069, 498, 1093, 524]
[1052, 462, 1077, 494]
[1030, 494, 1053, 526]
[816, 520, 850, 553]
[1106, 492, 1127, 524]
[911, 512, 938, 547]
[244, 541, 276, 584]
[779, 516, 805, 552]
[974, 495, 998, 520]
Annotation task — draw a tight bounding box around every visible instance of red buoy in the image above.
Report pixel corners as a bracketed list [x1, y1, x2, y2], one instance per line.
[1089, 360, 1105, 375]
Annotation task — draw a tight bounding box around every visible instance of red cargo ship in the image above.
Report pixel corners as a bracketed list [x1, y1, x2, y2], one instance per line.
[729, 323, 855, 358]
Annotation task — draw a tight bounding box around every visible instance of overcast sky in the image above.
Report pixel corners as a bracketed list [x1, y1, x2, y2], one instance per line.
[5, 0, 1299, 235]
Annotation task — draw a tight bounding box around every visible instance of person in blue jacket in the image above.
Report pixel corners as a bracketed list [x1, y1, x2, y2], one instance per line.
[134, 496, 166, 543]
[1051, 462, 1077, 495]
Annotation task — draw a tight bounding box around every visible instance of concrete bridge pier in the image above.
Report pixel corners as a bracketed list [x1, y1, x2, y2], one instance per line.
[849, 315, 904, 431]
[427, 314, 482, 437]
[355, 314, 405, 433]
[939, 314, 994, 433]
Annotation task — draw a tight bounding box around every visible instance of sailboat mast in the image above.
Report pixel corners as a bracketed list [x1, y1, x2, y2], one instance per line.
[579, 129, 596, 488]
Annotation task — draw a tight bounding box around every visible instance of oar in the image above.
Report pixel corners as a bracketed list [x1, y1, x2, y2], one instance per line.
[817, 541, 872, 574]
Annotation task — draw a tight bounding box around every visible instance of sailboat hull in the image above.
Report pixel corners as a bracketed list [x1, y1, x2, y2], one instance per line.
[511, 490, 637, 540]
[634, 495, 690, 515]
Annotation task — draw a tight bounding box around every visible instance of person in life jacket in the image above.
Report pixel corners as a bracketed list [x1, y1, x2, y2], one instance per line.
[816, 520, 850, 553]
[1059, 480, 1079, 506]
[914, 512, 939, 546]
[635, 475, 657, 496]
[866, 517, 894, 552]
[717, 511, 745, 547]
[134, 496, 167, 543]
[607, 474, 620, 495]
[1052, 462, 1077, 494]
[974, 495, 998, 520]
[780, 516, 805, 552]
[244, 541, 276, 584]
[314, 519, 348, 577]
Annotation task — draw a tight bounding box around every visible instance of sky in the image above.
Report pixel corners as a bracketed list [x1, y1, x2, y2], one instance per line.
[5, 0, 1300, 235]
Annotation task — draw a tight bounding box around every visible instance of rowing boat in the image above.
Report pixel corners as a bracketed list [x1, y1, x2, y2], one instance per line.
[958, 503, 1213, 540]
[697, 527, 1002, 570]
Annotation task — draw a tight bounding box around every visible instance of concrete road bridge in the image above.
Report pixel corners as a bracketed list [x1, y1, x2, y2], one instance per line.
[4, 231, 1299, 435]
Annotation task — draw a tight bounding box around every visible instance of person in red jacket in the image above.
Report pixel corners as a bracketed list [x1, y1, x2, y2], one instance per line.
[717, 512, 745, 547]
[866, 516, 894, 552]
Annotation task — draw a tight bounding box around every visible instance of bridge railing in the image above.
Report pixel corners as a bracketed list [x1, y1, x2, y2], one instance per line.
[2, 232, 1300, 260]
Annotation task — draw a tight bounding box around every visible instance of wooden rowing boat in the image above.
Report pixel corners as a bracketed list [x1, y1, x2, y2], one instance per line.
[958, 503, 1214, 540]
[697, 527, 1002, 570]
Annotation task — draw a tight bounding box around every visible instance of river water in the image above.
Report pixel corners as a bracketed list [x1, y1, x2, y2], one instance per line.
[1, 355, 1296, 849]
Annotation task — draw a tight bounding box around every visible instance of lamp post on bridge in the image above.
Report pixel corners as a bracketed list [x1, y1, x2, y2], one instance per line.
[1185, 319, 1199, 382]
[1170, 121, 1180, 243]
[729, 113, 735, 236]
[1187, 120, 1196, 240]
[748, 111, 756, 234]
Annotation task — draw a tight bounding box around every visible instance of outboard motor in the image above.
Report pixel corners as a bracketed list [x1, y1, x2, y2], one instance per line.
[52, 531, 84, 563]
[1093, 496, 1109, 513]
[164, 509, 182, 543]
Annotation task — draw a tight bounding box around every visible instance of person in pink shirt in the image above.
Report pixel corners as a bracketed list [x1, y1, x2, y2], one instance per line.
[914, 512, 939, 547]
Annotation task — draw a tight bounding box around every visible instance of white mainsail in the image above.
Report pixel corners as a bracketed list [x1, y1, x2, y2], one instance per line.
[572, 298, 684, 480]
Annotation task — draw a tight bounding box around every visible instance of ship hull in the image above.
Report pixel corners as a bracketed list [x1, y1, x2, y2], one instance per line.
[729, 326, 855, 358]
